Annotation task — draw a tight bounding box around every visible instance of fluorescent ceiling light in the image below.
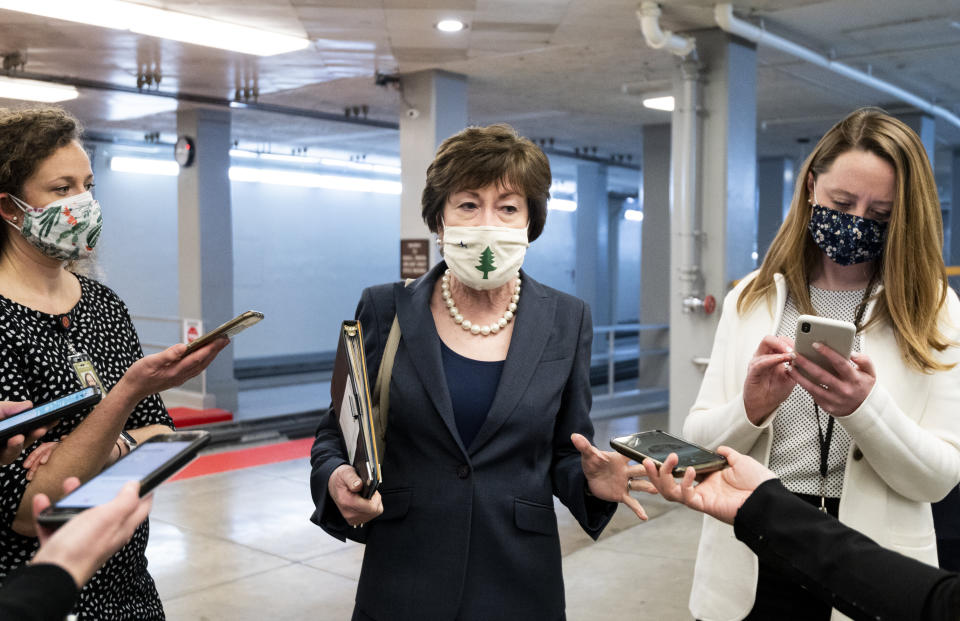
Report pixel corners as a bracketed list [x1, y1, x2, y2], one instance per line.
[0, 0, 310, 56]
[110, 156, 179, 176]
[436, 19, 465, 32]
[624, 209, 644, 222]
[230, 166, 402, 195]
[0, 76, 78, 102]
[642, 95, 675, 112]
[548, 198, 577, 212]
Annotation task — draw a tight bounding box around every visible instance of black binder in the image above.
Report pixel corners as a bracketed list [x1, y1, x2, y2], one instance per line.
[331, 320, 382, 498]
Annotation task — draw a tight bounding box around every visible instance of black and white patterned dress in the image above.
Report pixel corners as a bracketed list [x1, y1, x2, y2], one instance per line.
[0, 274, 171, 620]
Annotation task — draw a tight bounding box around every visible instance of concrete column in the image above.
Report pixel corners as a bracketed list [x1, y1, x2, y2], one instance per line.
[757, 157, 794, 261]
[896, 112, 936, 169]
[176, 107, 238, 412]
[575, 163, 611, 325]
[607, 194, 623, 326]
[952, 149, 960, 266]
[398, 70, 468, 272]
[639, 124, 671, 393]
[668, 30, 757, 433]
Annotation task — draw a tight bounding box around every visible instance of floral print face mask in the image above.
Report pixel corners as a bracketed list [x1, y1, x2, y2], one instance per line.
[6, 191, 102, 261]
[807, 194, 887, 266]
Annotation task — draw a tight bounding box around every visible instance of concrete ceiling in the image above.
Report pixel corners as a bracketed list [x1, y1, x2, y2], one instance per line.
[1, 0, 958, 185]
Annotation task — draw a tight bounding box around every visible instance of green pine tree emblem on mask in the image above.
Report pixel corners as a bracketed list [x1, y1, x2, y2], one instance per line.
[475, 246, 497, 279]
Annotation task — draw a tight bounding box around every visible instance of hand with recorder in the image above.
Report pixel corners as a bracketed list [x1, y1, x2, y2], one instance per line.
[0, 400, 46, 466]
[643, 448, 960, 621]
[0, 478, 152, 621]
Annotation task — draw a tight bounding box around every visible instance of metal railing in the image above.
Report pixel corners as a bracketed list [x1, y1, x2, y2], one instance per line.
[591, 323, 669, 395]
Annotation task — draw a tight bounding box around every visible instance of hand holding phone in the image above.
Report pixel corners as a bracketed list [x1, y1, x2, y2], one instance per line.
[611, 430, 727, 477]
[0, 388, 101, 444]
[183, 311, 264, 355]
[793, 315, 856, 381]
[789, 315, 876, 417]
[31, 477, 154, 588]
[37, 431, 209, 528]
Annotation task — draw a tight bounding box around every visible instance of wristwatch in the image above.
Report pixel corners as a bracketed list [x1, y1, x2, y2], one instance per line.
[119, 430, 138, 453]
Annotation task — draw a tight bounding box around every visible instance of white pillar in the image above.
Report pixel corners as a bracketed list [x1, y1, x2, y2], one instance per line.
[668, 30, 757, 433]
[176, 107, 238, 412]
[398, 70, 468, 274]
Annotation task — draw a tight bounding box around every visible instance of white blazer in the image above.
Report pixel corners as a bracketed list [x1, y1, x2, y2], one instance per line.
[683, 271, 960, 621]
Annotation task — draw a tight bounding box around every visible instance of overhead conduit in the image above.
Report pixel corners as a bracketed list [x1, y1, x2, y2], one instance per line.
[714, 3, 960, 132]
[637, 2, 714, 315]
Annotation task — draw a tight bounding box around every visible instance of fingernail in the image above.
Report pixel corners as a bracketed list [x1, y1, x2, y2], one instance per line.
[812, 342, 822, 350]
[788, 352, 796, 360]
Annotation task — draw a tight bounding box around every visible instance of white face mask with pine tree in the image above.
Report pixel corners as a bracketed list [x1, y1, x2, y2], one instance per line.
[441, 225, 529, 291]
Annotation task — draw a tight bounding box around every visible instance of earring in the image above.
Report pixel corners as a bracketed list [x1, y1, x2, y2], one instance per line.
[436, 237, 443, 248]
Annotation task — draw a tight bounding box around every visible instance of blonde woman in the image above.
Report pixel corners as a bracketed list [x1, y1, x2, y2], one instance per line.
[684, 108, 960, 621]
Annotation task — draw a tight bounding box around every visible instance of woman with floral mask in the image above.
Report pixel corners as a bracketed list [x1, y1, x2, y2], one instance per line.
[683, 107, 960, 621]
[310, 124, 654, 621]
[0, 106, 227, 619]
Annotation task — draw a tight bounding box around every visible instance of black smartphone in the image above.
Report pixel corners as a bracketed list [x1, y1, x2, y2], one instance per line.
[610, 430, 727, 476]
[183, 310, 264, 355]
[37, 430, 210, 528]
[0, 387, 101, 443]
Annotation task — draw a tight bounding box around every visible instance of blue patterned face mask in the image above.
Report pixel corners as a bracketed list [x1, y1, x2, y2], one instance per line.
[807, 200, 887, 266]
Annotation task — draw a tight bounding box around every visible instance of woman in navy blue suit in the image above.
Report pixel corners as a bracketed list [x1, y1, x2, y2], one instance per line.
[310, 124, 651, 621]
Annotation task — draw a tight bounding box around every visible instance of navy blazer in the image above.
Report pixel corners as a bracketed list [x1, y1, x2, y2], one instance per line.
[310, 262, 617, 621]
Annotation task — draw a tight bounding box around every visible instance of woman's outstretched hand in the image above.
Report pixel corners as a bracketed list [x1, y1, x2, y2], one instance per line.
[571, 433, 656, 521]
[120, 338, 230, 402]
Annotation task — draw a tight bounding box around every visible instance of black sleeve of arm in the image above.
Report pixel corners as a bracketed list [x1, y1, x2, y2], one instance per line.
[735, 479, 957, 621]
[309, 287, 385, 543]
[0, 563, 78, 621]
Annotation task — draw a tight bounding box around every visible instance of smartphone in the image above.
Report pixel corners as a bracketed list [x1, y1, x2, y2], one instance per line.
[794, 314, 856, 380]
[0, 387, 101, 443]
[183, 310, 264, 355]
[610, 430, 727, 476]
[37, 430, 210, 527]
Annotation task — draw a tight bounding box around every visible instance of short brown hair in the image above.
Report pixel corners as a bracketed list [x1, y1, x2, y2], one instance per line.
[421, 124, 551, 242]
[0, 106, 83, 197]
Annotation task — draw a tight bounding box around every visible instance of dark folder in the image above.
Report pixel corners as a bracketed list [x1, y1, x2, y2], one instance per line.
[331, 320, 382, 499]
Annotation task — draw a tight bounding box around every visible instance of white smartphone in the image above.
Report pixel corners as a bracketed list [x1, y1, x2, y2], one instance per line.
[794, 314, 856, 380]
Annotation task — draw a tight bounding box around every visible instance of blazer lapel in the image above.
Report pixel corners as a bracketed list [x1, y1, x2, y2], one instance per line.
[468, 271, 556, 453]
[395, 263, 468, 457]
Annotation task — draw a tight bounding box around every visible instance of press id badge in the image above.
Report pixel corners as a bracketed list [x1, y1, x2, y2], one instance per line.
[68, 352, 107, 394]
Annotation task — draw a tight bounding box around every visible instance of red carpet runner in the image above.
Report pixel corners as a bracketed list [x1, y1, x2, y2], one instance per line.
[170, 437, 313, 482]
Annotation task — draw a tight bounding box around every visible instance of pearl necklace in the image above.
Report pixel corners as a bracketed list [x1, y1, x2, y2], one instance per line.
[441, 269, 520, 336]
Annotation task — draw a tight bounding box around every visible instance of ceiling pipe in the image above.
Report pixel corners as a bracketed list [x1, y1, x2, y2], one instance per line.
[714, 3, 960, 131]
[637, 1, 696, 56]
[637, 3, 713, 316]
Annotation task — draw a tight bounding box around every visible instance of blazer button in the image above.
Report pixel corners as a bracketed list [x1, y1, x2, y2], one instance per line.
[852, 446, 863, 461]
[457, 464, 470, 479]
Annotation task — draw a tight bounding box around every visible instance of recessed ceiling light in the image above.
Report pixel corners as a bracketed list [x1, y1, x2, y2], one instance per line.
[0, 0, 310, 56]
[436, 19, 466, 33]
[642, 95, 675, 112]
[0, 76, 78, 102]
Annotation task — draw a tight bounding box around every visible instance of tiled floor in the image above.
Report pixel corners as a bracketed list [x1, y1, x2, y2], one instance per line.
[146, 415, 701, 620]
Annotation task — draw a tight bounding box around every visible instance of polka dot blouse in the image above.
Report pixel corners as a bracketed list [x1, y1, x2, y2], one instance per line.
[769, 285, 867, 498]
[0, 274, 171, 620]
